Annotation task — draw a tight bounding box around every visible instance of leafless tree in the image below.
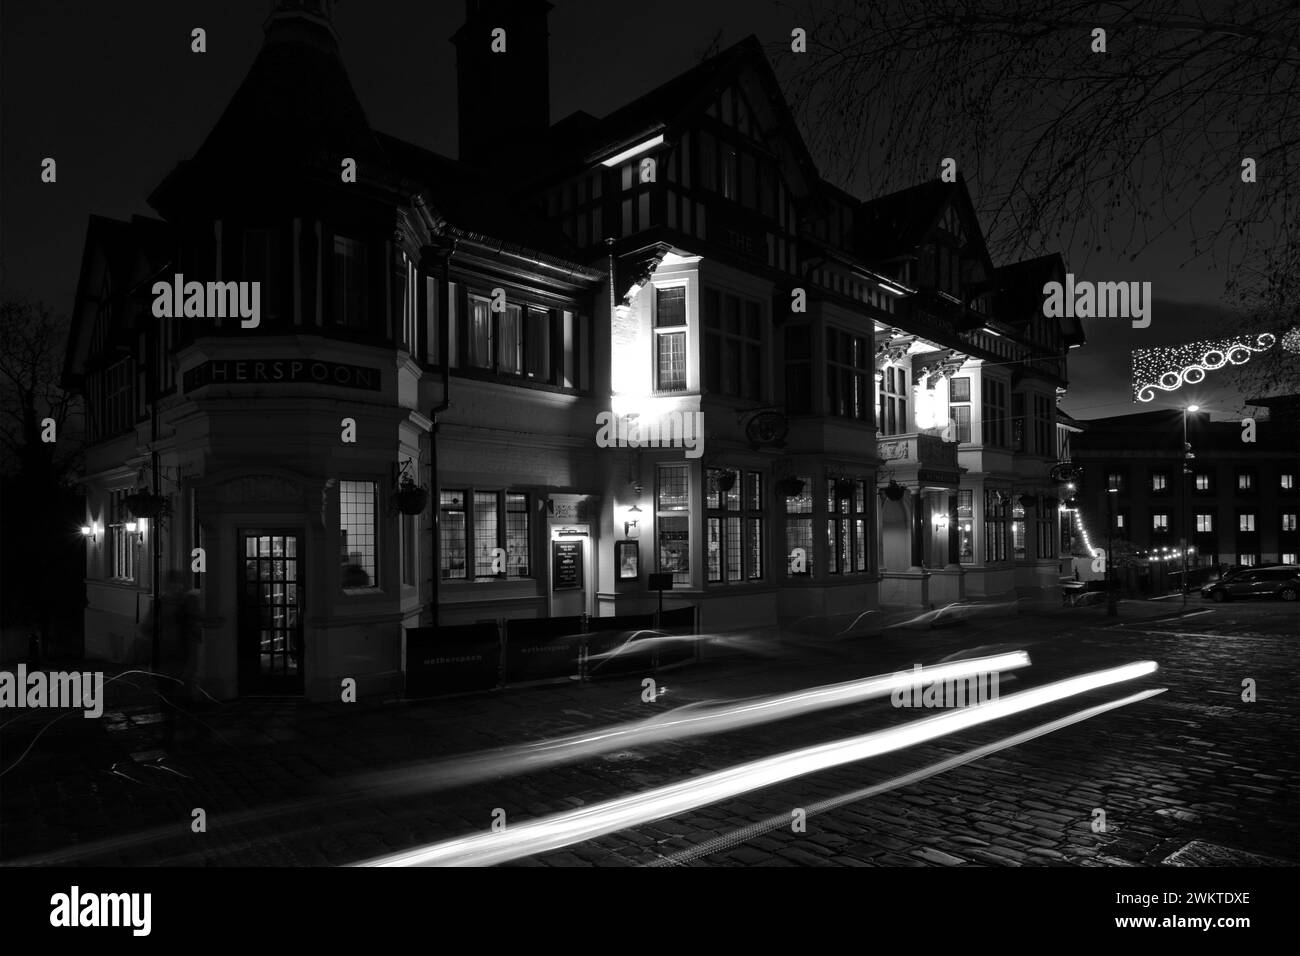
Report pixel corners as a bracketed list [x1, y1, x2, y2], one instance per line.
[0, 296, 82, 484]
[776, 0, 1298, 328]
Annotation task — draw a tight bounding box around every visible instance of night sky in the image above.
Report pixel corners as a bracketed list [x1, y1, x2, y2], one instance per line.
[0, 0, 1256, 422]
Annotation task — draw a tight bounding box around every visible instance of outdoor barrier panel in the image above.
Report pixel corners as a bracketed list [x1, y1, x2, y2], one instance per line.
[584, 613, 657, 679]
[405, 622, 501, 697]
[503, 616, 585, 684]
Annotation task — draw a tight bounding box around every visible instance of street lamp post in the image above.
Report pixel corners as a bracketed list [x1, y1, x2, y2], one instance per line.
[1181, 405, 1199, 608]
[1107, 486, 1118, 616]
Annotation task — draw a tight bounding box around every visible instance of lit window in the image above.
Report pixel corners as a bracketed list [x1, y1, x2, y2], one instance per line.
[108, 489, 137, 581]
[1237, 471, 1255, 491]
[1151, 472, 1167, 492]
[439, 489, 530, 581]
[706, 469, 764, 583]
[958, 489, 974, 563]
[657, 463, 691, 585]
[827, 478, 870, 574]
[1239, 553, 1257, 567]
[1196, 514, 1213, 532]
[1239, 513, 1256, 532]
[949, 377, 972, 443]
[1153, 513, 1169, 531]
[784, 475, 814, 576]
[1282, 474, 1296, 490]
[984, 490, 1010, 561]
[1282, 553, 1297, 565]
[1283, 514, 1297, 531]
[877, 363, 909, 435]
[654, 286, 687, 392]
[1115, 513, 1126, 529]
[340, 480, 378, 588]
[1195, 473, 1211, 491]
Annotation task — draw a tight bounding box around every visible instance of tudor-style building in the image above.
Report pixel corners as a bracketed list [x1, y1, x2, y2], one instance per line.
[65, 0, 1085, 701]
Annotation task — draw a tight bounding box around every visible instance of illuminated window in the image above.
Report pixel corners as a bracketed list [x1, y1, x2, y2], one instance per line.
[949, 378, 972, 443]
[1283, 514, 1297, 531]
[439, 489, 531, 581]
[654, 286, 687, 392]
[1196, 514, 1213, 532]
[1195, 473, 1211, 492]
[657, 463, 691, 585]
[340, 480, 378, 588]
[878, 364, 909, 435]
[784, 475, 814, 576]
[1239, 513, 1256, 532]
[1282, 474, 1296, 490]
[1152, 513, 1169, 531]
[958, 489, 974, 563]
[1151, 472, 1168, 492]
[827, 478, 870, 574]
[984, 490, 1009, 561]
[706, 469, 764, 583]
[1239, 553, 1257, 566]
[1237, 470, 1255, 492]
[107, 490, 137, 582]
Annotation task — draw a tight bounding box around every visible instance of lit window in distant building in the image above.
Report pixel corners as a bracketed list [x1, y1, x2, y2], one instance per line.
[1239, 553, 1257, 566]
[1196, 514, 1213, 532]
[1107, 471, 1126, 492]
[1237, 471, 1255, 491]
[654, 286, 687, 392]
[1012, 498, 1026, 560]
[340, 480, 378, 588]
[1283, 514, 1297, 531]
[1239, 513, 1256, 532]
[1282, 553, 1297, 565]
[1153, 513, 1169, 531]
[784, 475, 814, 576]
[1151, 472, 1168, 492]
[1195, 473, 1211, 491]
[1282, 473, 1296, 490]
[1115, 513, 1126, 530]
[657, 463, 691, 584]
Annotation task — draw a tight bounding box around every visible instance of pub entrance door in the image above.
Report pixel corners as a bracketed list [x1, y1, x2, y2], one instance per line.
[237, 530, 304, 694]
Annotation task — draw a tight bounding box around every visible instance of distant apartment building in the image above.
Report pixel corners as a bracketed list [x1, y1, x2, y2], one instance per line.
[1072, 399, 1300, 569]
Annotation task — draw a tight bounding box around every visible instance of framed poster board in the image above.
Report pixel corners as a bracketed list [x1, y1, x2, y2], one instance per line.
[616, 540, 639, 581]
[552, 540, 583, 591]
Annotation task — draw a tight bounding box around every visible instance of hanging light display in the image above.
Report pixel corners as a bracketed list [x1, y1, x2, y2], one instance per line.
[1132, 333, 1276, 402]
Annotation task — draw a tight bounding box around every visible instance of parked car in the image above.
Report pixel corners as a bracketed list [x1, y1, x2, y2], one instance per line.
[1201, 567, 1299, 602]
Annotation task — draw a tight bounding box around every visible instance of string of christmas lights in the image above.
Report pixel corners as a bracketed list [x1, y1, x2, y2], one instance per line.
[1131, 333, 1276, 402]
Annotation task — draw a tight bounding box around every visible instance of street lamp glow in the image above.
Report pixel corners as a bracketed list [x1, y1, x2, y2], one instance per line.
[1186, 404, 1200, 412]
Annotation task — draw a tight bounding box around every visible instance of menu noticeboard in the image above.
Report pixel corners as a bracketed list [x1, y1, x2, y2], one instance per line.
[552, 541, 583, 591]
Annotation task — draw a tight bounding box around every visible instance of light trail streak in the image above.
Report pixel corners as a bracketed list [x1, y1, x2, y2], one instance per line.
[356, 660, 1157, 867]
[650, 687, 1167, 865]
[340, 652, 1031, 797]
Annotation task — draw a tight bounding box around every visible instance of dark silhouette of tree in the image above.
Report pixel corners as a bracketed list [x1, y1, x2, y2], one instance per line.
[777, 1, 1298, 329]
[0, 296, 85, 650]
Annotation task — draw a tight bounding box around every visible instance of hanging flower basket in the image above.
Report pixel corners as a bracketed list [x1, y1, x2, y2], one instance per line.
[883, 480, 906, 501]
[834, 477, 857, 500]
[777, 476, 805, 497]
[1019, 494, 1037, 510]
[124, 490, 168, 519]
[394, 481, 429, 515]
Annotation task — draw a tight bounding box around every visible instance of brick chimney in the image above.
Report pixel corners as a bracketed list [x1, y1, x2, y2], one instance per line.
[452, 0, 553, 167]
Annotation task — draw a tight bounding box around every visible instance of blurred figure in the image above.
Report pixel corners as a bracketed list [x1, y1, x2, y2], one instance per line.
[140, 570, 203, 750]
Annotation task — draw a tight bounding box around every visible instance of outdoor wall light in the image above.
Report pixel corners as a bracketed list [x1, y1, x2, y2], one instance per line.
[80, 524, 97, 542]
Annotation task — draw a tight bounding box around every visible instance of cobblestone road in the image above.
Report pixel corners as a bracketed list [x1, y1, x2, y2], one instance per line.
[2, 599, 1296, 867]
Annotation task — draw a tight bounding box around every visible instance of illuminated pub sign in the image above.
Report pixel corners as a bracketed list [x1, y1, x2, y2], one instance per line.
[183, 359, 381, 392]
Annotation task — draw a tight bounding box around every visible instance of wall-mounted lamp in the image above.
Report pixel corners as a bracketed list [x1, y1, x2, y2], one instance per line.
[80, 523, 97, 542]
[624, 503, 642, 539]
